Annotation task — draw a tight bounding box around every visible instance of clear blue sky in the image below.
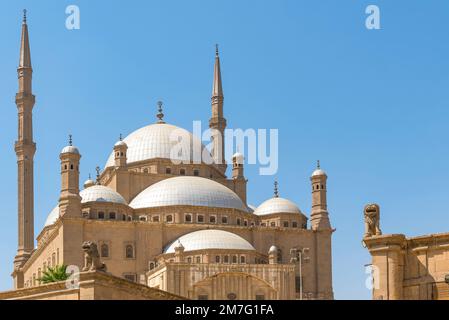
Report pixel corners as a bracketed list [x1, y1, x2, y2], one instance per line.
[1, 0, 449, 299]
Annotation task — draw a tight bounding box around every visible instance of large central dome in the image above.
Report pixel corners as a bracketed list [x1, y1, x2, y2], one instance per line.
[105, 123, 212, 168]
[130, 176, 249, 212]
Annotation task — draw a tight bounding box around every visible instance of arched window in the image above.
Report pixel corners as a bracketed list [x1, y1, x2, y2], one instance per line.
[224, 255, 229, 263]
[236, 218, 241, 226]
[193, 169, 200, 176]
[180, 169, 186, 175]
[215, 255, 220, 263]
[143, 168, 148, 173]
[109, 212, 116, 220]
[166, 215, 173, 223]
[240, 256, 246, 264]
[210, 216, 216, 223]
[187, 257, 192, 263]
[221, 216, 228, 224]
[122, 214, 126, 221]
[232, 255, 237, 264]
[283, 221, 289, 228]
[196, 256, 201, 263]
[98, 212, 105, 219]
[125, 244, 134, 259]
[101, 243, 109, 258]
[185, 214, 192, 223]
[127, 215, 132, 221]
[244, 220, 248, 226]
[166, 167, 172, 174]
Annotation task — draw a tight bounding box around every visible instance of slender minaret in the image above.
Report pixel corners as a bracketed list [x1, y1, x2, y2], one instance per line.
[209, 45, 227, 174]
[14, 10, 36, 284]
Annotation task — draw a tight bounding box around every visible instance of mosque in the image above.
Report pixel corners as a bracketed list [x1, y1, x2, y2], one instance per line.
[8, 13, 334, 300]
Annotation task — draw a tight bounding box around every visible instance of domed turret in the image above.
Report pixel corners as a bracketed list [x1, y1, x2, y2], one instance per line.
[58, 135, 82, 219]
[83, 174, 95, 189]
[113, 134, 128, 167]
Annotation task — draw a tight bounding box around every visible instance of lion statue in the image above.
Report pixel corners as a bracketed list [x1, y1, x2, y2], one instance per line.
[82, 241, 107, 272]
[364, 203, 382, 238]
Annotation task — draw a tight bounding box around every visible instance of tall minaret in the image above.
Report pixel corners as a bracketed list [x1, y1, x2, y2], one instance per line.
[13, 10, 36, 285]
[209, 45, 227, 174]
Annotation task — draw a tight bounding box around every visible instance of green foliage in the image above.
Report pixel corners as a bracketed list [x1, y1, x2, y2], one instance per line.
[37, 265, 69, 284]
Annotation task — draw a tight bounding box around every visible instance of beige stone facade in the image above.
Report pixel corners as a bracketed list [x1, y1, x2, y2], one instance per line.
[4, 14, 334, 301]
[363, 204, 449, 300]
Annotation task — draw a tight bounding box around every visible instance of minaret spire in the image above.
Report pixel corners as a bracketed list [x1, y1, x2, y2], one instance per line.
[14, 10, 36, 289]
[209, 44, 227, 174]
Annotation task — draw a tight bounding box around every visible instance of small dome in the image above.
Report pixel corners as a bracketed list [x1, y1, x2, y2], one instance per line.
[105, 123, 212, 168]
[164, 230, 255, 254]
[83, 179, 95, 189]
[174, 240, 185, 251]
[44, 206, 60, 227]
[80, 185, 127, 204]
[114, 140, 127, 147]
[60, 145, 80, 155]
[130, 176, 248, 212]
[232, 152, 244, 164]
[312, 169, 327, 177]
[254, 197, 303, 216]
[268, 245, 278, 254]
[44, 185, 128, 227]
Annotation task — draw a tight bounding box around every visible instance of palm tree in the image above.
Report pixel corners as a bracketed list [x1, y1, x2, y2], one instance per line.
[38, 265, 69, 284]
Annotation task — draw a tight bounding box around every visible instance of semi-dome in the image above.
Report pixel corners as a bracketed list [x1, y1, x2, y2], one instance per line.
[254, 197, 303, 216]
[44, 185, 127, 227]
[105, 123, 212, 168]
[129, 176, 249, 212]
[164, 229, 255, 254]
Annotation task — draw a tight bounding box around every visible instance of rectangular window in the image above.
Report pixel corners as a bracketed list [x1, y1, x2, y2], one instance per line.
[180, 169, 186, 175]
[197, 215, 204, 223]
[98, 212, 105, 219]
[196, 256, 201, 263]
[292, 221, 298, 228]
[124, 274, 137, 282]
[210, 215, 216, 223]
[283, 221, 289, 228]
[166, 167, 172, 174]
[193, 169, 200, 176]
[222, 216, 228, 224]
[185, 214, 192, 223]
[255, 295, 265, 300]
[109, 212, 116, 220]
[198, 295, 208, 300]
[152, 216, 159, 222]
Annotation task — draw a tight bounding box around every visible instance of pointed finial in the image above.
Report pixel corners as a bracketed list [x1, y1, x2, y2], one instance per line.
[119, 133, 123, 141]
[317, 160, 321, 169]
[156, 101, 165, 123]
[68, 134, 73, 146]
[95, 166, 101, 185]
[274, 180, 279, 198]
[23, 9, 27, 23]
[215, 44, 219, 57]
[88, 173, 92, 180]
